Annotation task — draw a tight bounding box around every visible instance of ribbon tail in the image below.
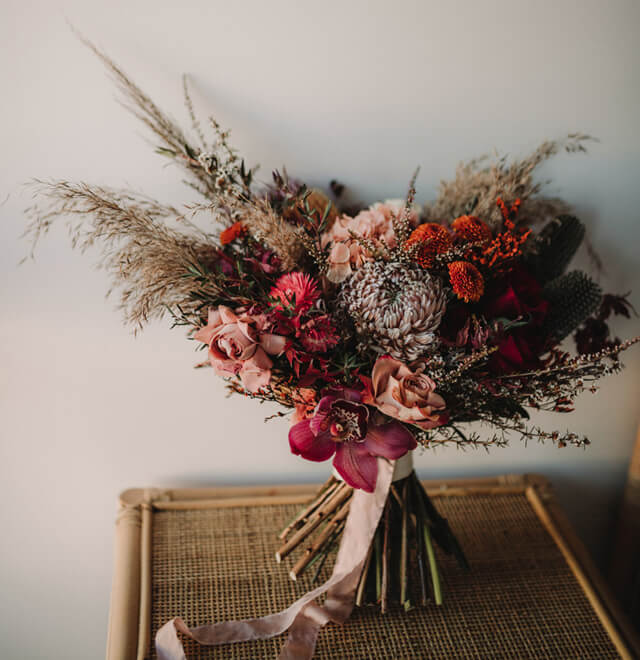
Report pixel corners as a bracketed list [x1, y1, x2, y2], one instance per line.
[278, 603, 328, 660]
[156, 618, 188, 660]
[155, 457, 395, 659]
[278, 457, 395, 658]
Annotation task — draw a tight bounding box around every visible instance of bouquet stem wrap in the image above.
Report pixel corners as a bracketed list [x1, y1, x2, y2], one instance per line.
[155, 457, 395, 660]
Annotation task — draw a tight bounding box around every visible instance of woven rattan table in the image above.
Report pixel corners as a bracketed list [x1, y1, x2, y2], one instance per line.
[107, 474, 640, 659]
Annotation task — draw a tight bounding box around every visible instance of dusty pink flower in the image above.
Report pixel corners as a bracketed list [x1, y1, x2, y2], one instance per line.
[289, 388, 416, 492]
[194, 306, 286, 392]
[321, 200, 420, 283]
[326, 242, 352, 284]
[362, 356, 448, 430]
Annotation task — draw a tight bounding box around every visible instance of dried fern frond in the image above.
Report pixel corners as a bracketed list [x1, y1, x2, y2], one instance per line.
[24, 180, 222, 329]
[423, 134, 594, 229]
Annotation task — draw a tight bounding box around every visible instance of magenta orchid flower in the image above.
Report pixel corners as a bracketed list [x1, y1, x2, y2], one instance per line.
[288, 388, 416, 492]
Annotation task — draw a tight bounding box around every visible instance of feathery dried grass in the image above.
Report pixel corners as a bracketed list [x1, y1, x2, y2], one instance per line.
[75, 32, 231, 199]
[230, 197, 307, 271]
[24, 180, 222, 329]
[423, 134, 593, 229]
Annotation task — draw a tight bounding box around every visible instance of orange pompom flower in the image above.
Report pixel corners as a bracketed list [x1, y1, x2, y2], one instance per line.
[219, 221, 246, 245]
[448, 261, 485, 303]
[451, 215, 492, 243]
[405, 222, 453, 268]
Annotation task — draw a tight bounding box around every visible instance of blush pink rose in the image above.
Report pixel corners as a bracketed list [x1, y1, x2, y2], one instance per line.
[194, 306, 286, 392]
[362, 356, 448, 430]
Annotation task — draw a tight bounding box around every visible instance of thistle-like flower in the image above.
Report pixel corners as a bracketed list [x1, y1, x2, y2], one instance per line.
[339, 261, 447, 361]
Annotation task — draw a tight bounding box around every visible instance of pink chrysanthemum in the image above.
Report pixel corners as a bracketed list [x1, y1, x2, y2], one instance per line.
[270, 272, 320, 312]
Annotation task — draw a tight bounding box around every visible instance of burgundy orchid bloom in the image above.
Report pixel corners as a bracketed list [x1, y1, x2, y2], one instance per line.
[288, 388, 416, 492]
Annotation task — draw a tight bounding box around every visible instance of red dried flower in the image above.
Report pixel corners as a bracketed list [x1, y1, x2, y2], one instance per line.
[270, 272, 320, 313]
[448, 261, 485, 303]
[219, 221, 246, 245]
[451, 215, 492, 243]
[405, 222, 453, 268]
[299, 314, 340, 353]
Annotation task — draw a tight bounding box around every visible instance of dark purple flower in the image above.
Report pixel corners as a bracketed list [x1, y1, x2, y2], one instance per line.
[288, 388, 416, 492]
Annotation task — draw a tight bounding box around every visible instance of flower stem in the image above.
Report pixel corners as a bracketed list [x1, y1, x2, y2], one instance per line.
[400, 480, 410, 610]
[422, 519, 442, 605]
[276, 481, 351, 562]
[381, 500, 391, 613]
[355, 539, 374, 607]
[375, 524, 383, 603]
[278, 476, 338, 539]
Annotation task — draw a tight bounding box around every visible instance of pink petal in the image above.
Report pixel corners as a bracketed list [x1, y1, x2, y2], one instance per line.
[308, 395, 337, 434]
[329, 242, 351, 264]
[237, 319, 259, 344]
[209, 356, 241, 377]
[289, 421, 336, 462]
[309, 408, 329, 436]
[249, 313, 269, 332]
[207, 308, 222, 326]
[414, 411, 449, 430]
[326, 261, 352, 284]
[260, 333, 287, 356]
[428, 392, 447, 409]
[246, 347, 273, 370]
[370, 356, 397, 397]
[333, 443, 378, 492]
[325, 388, 362, 404]
[218, 306, 237, 324]
[193, 308, 222, 345]
[193, 325, 216, 345]
[238, 349, 273, 392]
[238, 367, 271, 393]
[363, 422, 417, 459]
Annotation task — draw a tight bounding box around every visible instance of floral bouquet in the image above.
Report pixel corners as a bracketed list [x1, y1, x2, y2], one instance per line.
[26, 41, 638, 658]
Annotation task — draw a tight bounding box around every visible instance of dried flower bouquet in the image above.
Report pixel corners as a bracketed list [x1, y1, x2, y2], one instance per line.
[26, 42, 639, 629]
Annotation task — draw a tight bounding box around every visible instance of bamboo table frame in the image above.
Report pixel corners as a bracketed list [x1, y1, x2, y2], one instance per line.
[106, 474, 640, 660]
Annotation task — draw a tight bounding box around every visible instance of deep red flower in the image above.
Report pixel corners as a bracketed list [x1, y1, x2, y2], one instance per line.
[483, 267, 549, 373]
[288, 388, 416, 492]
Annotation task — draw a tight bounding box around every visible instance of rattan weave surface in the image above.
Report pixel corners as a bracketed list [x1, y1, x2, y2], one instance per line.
[149, 492, 619, 659]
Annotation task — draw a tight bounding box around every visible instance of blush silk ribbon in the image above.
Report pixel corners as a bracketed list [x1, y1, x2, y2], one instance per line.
[155, 457, 395, 660]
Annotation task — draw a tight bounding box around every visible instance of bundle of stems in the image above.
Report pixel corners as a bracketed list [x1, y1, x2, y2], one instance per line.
[276, 476, 353, 581]
[277, 472, 469, 609]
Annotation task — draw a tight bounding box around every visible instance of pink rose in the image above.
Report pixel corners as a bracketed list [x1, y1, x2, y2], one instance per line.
[362, 356, 448, 430]
[194, 306, 286, 392]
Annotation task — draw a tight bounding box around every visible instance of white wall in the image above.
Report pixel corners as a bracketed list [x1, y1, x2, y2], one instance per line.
[1, 1, 639, 658]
